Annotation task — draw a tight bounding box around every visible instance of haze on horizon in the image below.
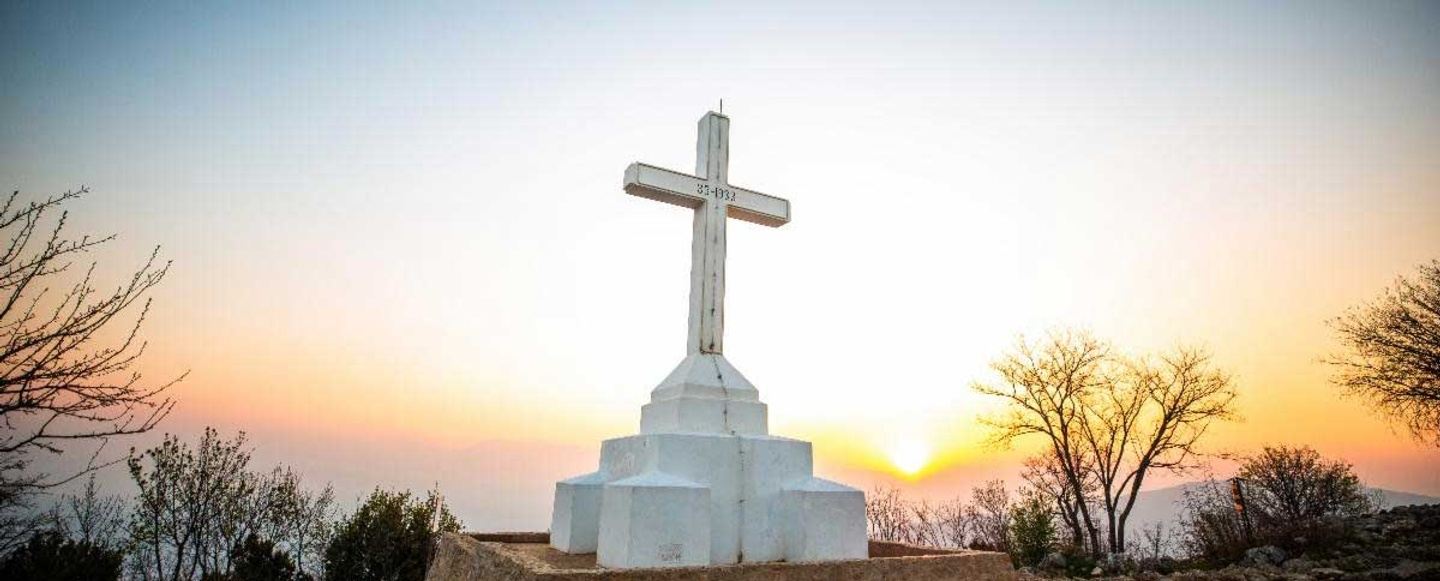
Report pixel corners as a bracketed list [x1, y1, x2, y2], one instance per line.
[3, 1, 1438, 531]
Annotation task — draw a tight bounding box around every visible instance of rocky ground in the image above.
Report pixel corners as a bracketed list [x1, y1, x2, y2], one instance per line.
[1020, 504, 1440, 581]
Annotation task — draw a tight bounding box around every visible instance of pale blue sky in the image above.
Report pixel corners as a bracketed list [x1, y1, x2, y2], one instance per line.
[3, 1, 1438, 529]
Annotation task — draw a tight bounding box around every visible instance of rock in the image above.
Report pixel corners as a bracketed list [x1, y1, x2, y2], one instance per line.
[1335, 553, 1380, 572]
[1155, 556, 1180, 574]
[1100, 552, 1135, 575]
[1283, 557, 1316, 572]
[1390, 559, 1440, 579]
[1038, 551, 1067, 571]
[1310, 567, 1345, 579]
[425, 533, 484, 581]
[1242, 545, 1288, 567]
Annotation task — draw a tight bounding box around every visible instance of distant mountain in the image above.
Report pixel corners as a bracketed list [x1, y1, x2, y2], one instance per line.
[1122, 481, 1440, 540]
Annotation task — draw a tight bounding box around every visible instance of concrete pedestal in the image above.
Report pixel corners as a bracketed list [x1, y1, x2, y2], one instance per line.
[597, 473, 710, 568]
[550, 354, 867, 568]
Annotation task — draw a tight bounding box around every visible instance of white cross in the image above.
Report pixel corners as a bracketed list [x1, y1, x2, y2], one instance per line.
[623, 111, 791, 355]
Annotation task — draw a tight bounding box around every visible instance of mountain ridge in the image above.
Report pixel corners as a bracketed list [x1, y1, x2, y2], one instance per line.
[1124, 481, 1440, 539]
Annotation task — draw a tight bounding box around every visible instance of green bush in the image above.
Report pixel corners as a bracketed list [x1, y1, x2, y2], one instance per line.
[322, 489, 460, 581]
[216, 533, 305, 581]
[1008, 492, 1056, 567]
[0, 531, 123, 581]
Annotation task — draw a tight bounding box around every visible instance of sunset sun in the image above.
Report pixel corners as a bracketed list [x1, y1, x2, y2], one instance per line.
[890, 440, 932, 477]
[3, 2, 1438, 577]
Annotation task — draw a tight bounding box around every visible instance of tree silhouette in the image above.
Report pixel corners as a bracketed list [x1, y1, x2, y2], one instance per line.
[1328, 260, 1440, 446]
[0, 187, 182, 552]
[974, 330, 1237, 555]
[127, 429, 335, 580]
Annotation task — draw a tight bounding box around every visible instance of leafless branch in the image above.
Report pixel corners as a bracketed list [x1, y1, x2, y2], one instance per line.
[0, 187, 183, 543]
[1326, 260, 1440, 446]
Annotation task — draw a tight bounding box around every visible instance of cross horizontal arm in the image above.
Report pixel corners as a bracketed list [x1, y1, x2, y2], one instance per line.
[623, 163, 791, 227]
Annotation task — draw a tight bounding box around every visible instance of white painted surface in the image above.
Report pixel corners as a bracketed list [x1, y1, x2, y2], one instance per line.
[552, 429, 865, 567]
[782, 477, 869, 562]
[621, 111, 790, 356]
[639, 395, 767, 436]
[597, 472, 711, 569]
[549, 112, 866, 568]
[649, 352, 759, 402]
[738, 436, 813, 562]
[549, 471, 605, 553]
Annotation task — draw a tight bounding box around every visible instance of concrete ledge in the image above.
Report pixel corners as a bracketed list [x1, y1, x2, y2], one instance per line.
[426, 532, 1016, 581]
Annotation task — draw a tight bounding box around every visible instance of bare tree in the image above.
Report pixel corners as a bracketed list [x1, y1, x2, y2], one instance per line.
[975, 331, 1237, 555]
[248, 466, 335, 578]
[1328, 260, 1440, 446]
[973, 330, 1108, 554]
[1022, 454, 1092, 550]
[907, 499, 943, 547]
[929, 498, 971, 549]
[1090, 348, 1237, 553]
[865, 485, 912, 543]
[126, 428, 334, 580]
[0, 187, 181, 552]
[865, 485, 973, 549]
[289, 482, 336, 578]
[45, 474, 128, 552]
[906, 498, 971, 549]
[127, 429, 253, 580]
[1128, 521, 1174, 565]
[966, 479, 1012, 552]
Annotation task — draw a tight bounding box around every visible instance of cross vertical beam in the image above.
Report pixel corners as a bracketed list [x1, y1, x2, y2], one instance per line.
[690, 113, 728, 354]
[621, 111, 791, 357]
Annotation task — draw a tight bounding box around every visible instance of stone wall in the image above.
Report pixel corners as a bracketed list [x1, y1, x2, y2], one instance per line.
[426, 532, 1017, 581]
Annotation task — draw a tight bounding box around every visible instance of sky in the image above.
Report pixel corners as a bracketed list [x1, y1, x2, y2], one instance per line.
[2, 1, 1438, 530]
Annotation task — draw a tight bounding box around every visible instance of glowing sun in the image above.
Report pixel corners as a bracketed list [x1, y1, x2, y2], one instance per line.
[890, 440, 931, 476]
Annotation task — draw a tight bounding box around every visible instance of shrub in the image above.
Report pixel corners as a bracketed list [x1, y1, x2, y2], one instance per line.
[1241, 446, 1373, 523]
[322, 488, 460, 581]
[1181, 447, 1378, 567]
[966, 480, 1012, 552]
[225, 534, 303, 581]
[1178, 479, 1251, 567]
[1009, 491, 1056, 567]
[1055, 542, 1098, 577]
[0, 530, 123, 581]
[1240, 446, 1375, 552]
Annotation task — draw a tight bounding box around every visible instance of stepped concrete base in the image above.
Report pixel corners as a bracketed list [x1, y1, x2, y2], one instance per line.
[551, 430, 866, 567]
[551, 353, 870, 568]
[425, 532, 1017, 581]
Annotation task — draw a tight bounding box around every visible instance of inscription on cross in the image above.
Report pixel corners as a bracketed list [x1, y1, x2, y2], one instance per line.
[623, 112, 791, 355]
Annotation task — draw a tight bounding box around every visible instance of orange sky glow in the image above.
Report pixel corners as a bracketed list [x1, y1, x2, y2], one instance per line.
[4, 1, 1438, 530]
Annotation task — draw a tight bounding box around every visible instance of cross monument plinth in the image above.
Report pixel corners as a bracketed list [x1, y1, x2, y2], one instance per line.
[549, 112, 867, 569]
